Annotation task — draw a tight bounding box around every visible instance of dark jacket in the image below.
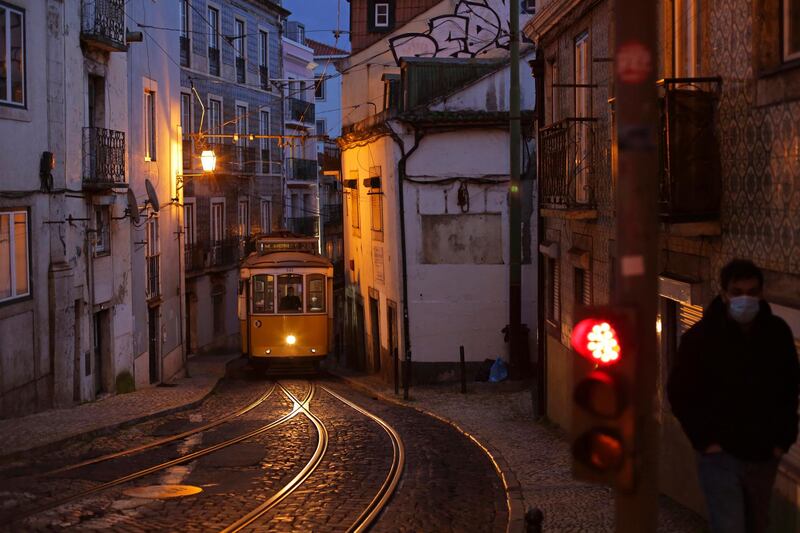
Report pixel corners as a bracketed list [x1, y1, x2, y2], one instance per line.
[667, 296, 799, 461]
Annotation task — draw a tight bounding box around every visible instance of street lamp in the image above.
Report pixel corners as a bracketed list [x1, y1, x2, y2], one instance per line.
[200, 150, 217, 172]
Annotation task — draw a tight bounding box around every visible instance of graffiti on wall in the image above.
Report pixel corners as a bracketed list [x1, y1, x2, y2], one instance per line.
[389, 0, 524, 65]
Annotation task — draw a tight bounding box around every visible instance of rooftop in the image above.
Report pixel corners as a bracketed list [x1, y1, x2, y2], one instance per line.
[306, 37, 349, 57]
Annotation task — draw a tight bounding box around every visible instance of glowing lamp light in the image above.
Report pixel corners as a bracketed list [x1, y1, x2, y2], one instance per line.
[200, 150, 217, 172]
[285, 334, 297, 345]
[572, 319, 621, 365]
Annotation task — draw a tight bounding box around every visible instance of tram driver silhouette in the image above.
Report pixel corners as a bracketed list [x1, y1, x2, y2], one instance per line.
[279, 286, 302, 312]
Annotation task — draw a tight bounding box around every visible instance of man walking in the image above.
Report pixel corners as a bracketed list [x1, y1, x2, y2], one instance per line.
[668, 259, 799, 533]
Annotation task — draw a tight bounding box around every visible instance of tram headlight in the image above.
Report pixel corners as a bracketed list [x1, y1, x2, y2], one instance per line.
[285, 335, 296, 345]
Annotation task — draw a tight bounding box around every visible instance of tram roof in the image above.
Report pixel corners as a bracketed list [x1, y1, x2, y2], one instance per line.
[241, 251, 333, 269]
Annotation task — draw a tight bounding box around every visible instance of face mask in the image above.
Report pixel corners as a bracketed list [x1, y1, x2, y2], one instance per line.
[728, 295, 760, 324]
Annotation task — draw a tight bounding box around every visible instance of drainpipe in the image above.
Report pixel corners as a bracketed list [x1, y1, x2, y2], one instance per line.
[530, 54, 546, 418]
[387, 125, 423, 400]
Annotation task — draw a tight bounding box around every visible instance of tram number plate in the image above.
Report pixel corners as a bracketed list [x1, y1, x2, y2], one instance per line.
[284, 268, 294, 273]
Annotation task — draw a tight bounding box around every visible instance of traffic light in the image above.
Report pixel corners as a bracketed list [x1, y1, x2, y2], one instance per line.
[570, 306, 637, 491]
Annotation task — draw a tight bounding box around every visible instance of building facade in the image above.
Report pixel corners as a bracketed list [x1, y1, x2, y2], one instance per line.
[339, 0, 536, 382]
[525, 0, 800, 522]
[0, 0, 133, 416]
[179, 0, 288, 356]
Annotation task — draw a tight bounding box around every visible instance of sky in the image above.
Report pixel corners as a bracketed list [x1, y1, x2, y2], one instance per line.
[281, 0, 351, 51]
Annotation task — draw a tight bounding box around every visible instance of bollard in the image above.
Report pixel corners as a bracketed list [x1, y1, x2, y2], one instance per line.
[460, 345, 466, 394]
[393, 347, 399, 395]
[525, 508, 543, 533]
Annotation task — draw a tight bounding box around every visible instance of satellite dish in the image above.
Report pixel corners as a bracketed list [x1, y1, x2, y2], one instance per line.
[126, 189, 141, 224]
[145, 179, 160, 213]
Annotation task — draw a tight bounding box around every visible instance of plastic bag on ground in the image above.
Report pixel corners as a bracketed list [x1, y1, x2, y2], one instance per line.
[488, 357, 508, 383]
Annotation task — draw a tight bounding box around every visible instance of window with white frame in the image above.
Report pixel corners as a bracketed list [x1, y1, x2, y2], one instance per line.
[236, 104, 247, 140]
[260, 199, 271, 234]
[260, 110, 271, 172]
[180, 0, 189, 39]
[207, 6, 219, 50]
[144, 90, 156, 161]
[238, 199, 249, 237]
[0, 3, 25, 107]
[209, 98, 221, 143]
[349, 170, 360, 230]
[784, 0, 800, 61]
[316, 119, 326, 136]
[375, 3, 390, 27]
[183, 200, 195, 247]
[259, 30, 270, 90]
[235, 19, 245, 58]
[574, 32, 590, 204]
[0, 209, 29, 302]
[211, 200, 224, 243]
[94, 205, 110, 255]
[315, 75, 326, 100]
[673, 0, 698, 77]
[146, 216, 160, 298]
[181, 93, 192, 168]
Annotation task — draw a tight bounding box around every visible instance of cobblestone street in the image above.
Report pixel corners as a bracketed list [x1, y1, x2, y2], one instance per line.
[0, 374, 506, 532]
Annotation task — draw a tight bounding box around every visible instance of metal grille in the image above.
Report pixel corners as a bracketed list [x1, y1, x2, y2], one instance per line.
[286, 158, 318, 181]
[180, 36, 190, 67]
[81, 0, 125, 48]
[678, 303, 703, 335]
[236, 58, 246, 84]
[82, 127, 126, 187]
[538, 118, 595, 208]
[146, 255, 160, 299]
[208, 47, 220, 76]
[260, 66, 270, 91]
[287, 97, 315, 123]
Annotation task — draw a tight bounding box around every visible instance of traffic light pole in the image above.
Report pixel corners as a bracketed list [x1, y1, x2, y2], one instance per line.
[613, 0, 660, 531]
[508, 0, 523, 379]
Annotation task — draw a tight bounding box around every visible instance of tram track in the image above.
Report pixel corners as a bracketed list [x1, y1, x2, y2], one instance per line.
[3, 381, 311, 528]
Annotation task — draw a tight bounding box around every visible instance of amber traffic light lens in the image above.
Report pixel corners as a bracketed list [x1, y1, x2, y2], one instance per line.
[573, 428, 625, 472]
[571, 319, 622, 365]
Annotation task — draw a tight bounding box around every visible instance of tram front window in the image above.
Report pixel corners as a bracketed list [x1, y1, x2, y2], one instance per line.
[307, 274, 325, 312]
[252, 274, 274, 313]
[278, 274, 303, 312]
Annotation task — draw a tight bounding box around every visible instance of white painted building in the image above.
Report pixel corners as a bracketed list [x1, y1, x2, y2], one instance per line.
[0, 0, 134, 416]
[339, 0, 536, 381]
[126, 0, 185, 387]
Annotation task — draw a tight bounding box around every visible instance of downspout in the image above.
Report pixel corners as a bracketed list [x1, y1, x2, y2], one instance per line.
[530, 54, 547, 419]
[387, 124, 423, 400]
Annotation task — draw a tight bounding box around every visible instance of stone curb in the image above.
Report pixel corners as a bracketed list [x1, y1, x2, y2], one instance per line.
[329, 371, 527, 533]
[0, 356, 241, 464]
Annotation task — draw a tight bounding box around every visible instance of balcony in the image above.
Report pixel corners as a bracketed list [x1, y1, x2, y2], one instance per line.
[319, 140, 341, 173]
[81, 0, 126, 52]
[658, 78, 722, 223]
[287, 97, 315, 125]
[212, 143, 257, 174]
[209, 47, 220, 76]
[180, 36, 190, 68]
[286, 158, 318, 181]
[236, 57, 246, 84]
[286, 216, 319, 237]
[185, 239, 242, 276]
[260, 66, 270, 91]
[537, 118, 597, 219]
[82, 127, 126, 190]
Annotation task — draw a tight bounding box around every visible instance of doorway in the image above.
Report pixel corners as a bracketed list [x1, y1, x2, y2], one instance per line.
[387, 300, 398, 384]
[355, 297, 366, 371]
[93, 309, 109, 395]
[369, 293, 381, 372]
[148, 306, 160, 384]
[73, 300, 82, 402]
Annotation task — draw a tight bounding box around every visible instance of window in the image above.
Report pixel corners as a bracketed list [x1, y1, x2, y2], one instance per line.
[369, 167, 383, 233]
[574, 267, 591, 306]
[784, 0, 800, 61]
[94, 206, 110, 255]
[146, 217, 160, 298]
[208, 6, 220, 76]
[260, 110, 271, 173]
[375, 3, 390, 27]
[252, 274, 275, 313]
[235, 104, 247, 140]
[209, 98, 221, 143]
[574, 33, 590, 204]
[235, 19, 246, 83]
[673, 0, 698, 76]
[522, 0, 536, 13]
[544, 256, 560, 326]
[0, 3, 25, 107]
[211, 200, 224, 243]
[0, 210, 29, 302]
[349, 170, 360, 230]
[277, 274, 303, 313]
[238, 199, 249, 237]
[259, 30, 270, 90]
[144, 90, 156, 161]
[260, 199, 271, 233]
[183, 200, 195, 247]
[180, 0, 190, 67]
[181, 93, 192, 168]
[549, 60, 559, 123]
[315, 75, 326, 100]
[307, 274, 326, 312]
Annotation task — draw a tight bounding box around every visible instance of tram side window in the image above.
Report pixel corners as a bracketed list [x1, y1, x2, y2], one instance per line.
[253, 274, 275, 313]
[278, 274, 303, 313]
[307, 274, 326, 313]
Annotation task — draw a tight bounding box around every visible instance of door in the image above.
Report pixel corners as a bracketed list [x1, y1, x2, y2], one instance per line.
[93, 310, 109, 395]
[73, 300, 82, 402]
[387, 301, 398, 387]
[356, 298, 366, 371]
[369, 295, 381, 372]
[148, 306, 160, 384]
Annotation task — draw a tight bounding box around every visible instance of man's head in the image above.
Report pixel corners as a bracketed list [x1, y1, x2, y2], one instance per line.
[720, 259, 763, 324]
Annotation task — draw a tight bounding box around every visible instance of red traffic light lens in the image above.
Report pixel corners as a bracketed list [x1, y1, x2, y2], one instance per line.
[571, 319, 621, 365]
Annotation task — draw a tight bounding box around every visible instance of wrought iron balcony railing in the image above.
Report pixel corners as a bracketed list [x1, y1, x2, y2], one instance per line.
[185, 239, 242, 275]
[319, 140, 341, 173]
[213, 143, 257, 174]
[209, 47, 220, 76]
[286, 158, 318, 181]
[236, 57, 246, 84]
[287, 97, 315, 124]
[82, 127, 126, 189]
[180, 36, 191, 67]
[81, 0, 126, 52]
[286, 216, 319, 237]
[658, 78, 722, 221]
[146, 255, 160, 299]
[538, 118, 596, 209]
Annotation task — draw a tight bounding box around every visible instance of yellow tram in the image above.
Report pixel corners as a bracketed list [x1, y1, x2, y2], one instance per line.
[238, 235, 333, 369]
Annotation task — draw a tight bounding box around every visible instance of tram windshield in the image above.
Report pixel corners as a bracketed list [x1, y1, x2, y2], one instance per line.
[277, 274, 304, 313]
[307, 274, 326, 312]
